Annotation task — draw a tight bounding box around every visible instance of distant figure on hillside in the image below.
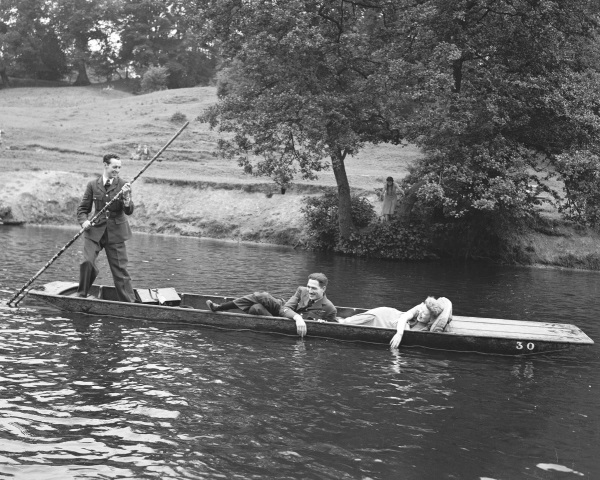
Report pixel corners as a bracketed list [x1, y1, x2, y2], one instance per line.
[132, 143, 142, 160]
[381, 176, 401, 221]
[141, 144, 151, 161]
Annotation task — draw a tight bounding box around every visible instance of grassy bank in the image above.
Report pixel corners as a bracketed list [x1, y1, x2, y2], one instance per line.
[1, 82, 599, 269]
[0, 81, 419, 189]
[0, 82, 409, 245]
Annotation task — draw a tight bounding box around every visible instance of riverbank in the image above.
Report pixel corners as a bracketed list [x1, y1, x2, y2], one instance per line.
[0, 170, 348, 245]
[2, 169, 599, 270]
[1, 83, 599, 269]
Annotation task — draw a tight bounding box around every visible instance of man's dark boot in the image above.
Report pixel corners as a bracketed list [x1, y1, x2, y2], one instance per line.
[77, 261, 98, 298]
[206, 300, 220, 312]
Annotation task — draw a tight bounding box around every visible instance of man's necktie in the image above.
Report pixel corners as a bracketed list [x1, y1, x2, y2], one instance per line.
[104, 179, 111, 190]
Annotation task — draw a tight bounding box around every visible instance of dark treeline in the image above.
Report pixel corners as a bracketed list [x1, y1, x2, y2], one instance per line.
[0, 0, 215, 88]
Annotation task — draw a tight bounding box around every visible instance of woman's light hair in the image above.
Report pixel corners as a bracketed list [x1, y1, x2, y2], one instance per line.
[424, 296, 443, 316]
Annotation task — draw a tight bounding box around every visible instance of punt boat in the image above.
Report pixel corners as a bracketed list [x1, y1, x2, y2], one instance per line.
[27, 281, 594, 356]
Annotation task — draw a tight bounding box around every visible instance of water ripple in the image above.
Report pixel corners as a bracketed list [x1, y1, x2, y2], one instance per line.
[0, 226, 597, 478]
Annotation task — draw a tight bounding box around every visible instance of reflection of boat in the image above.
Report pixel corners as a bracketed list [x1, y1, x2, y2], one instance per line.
[29, 281, 594, 356]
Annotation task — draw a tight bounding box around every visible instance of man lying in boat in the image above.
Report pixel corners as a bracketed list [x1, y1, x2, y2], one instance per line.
[206, 273, 337, 336]
[337, 297, 452, 348]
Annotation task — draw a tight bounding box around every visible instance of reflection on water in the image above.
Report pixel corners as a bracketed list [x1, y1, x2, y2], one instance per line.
[0, 225, 598, 479]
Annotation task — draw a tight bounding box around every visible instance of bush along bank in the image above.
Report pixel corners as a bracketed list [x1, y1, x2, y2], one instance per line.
[300, 192, 600, 269]
[301, 192, 436, 260]
[340, 222, 436, 260]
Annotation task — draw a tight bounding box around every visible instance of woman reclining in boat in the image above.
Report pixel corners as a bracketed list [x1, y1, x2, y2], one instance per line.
[337, 297, 452, 349]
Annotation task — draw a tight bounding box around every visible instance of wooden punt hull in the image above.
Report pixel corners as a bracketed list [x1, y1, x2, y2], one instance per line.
[28, 281, 594, 356]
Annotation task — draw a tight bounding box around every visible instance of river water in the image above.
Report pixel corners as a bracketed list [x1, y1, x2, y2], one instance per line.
[0, 225, 598, 479]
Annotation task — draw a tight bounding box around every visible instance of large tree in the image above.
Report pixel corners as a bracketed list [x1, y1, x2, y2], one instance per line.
[391, 0, 600, 226]
[202, 1, 405, 239]
[0, 0, 68, 81]
[50, 0, 122, 85]
[119, 0, 216, 88]
[203, 0, 600, 242]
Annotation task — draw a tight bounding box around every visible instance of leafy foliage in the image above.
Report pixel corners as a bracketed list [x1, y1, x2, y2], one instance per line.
[37, 31, 69, 81]
[141, 65, 168, 93]
[0, 0, 215, 87]
[119, 0, 216, 88]
[339, 222, 433, 261]
[202, 0, 600, 242]
[301, 192, 433, 260]
[201, 0, 412, 239]
[391, 0, 600, 229]
[49, 0, 122, 85]
[170, 111, 188, 123]
[88, 39, 121, 82]
[0, 0, 67, 81]
[301, 193, 375, 250]
[428, 216, 533, 263]
[554, 152, 600, 227]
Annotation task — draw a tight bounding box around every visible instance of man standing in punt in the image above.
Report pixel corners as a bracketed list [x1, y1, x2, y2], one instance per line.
[76, 153, 136, 302]
[206, 273, 337, 336]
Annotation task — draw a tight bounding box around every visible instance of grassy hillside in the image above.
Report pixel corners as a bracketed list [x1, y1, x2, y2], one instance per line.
[0, 81, 421, 191]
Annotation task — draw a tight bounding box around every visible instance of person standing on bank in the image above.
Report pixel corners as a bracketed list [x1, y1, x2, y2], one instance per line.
[381, 176, 400, 221]
[76, 153, 136, 302]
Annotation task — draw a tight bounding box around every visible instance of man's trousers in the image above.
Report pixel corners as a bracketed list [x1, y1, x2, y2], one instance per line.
[77, 231, 135, 302]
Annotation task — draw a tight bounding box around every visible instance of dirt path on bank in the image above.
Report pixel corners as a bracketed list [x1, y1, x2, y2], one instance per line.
[0, 170, 351, 245]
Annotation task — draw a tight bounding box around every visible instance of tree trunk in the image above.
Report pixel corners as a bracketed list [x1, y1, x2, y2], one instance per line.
[73, 58, 91, 86]
[0, 58, 9, 87]
[330, 148, 355, 240]
[452, 58, 463, 93]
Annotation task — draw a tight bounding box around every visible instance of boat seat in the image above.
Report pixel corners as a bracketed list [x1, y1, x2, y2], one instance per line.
[135, 288, 181, 306]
